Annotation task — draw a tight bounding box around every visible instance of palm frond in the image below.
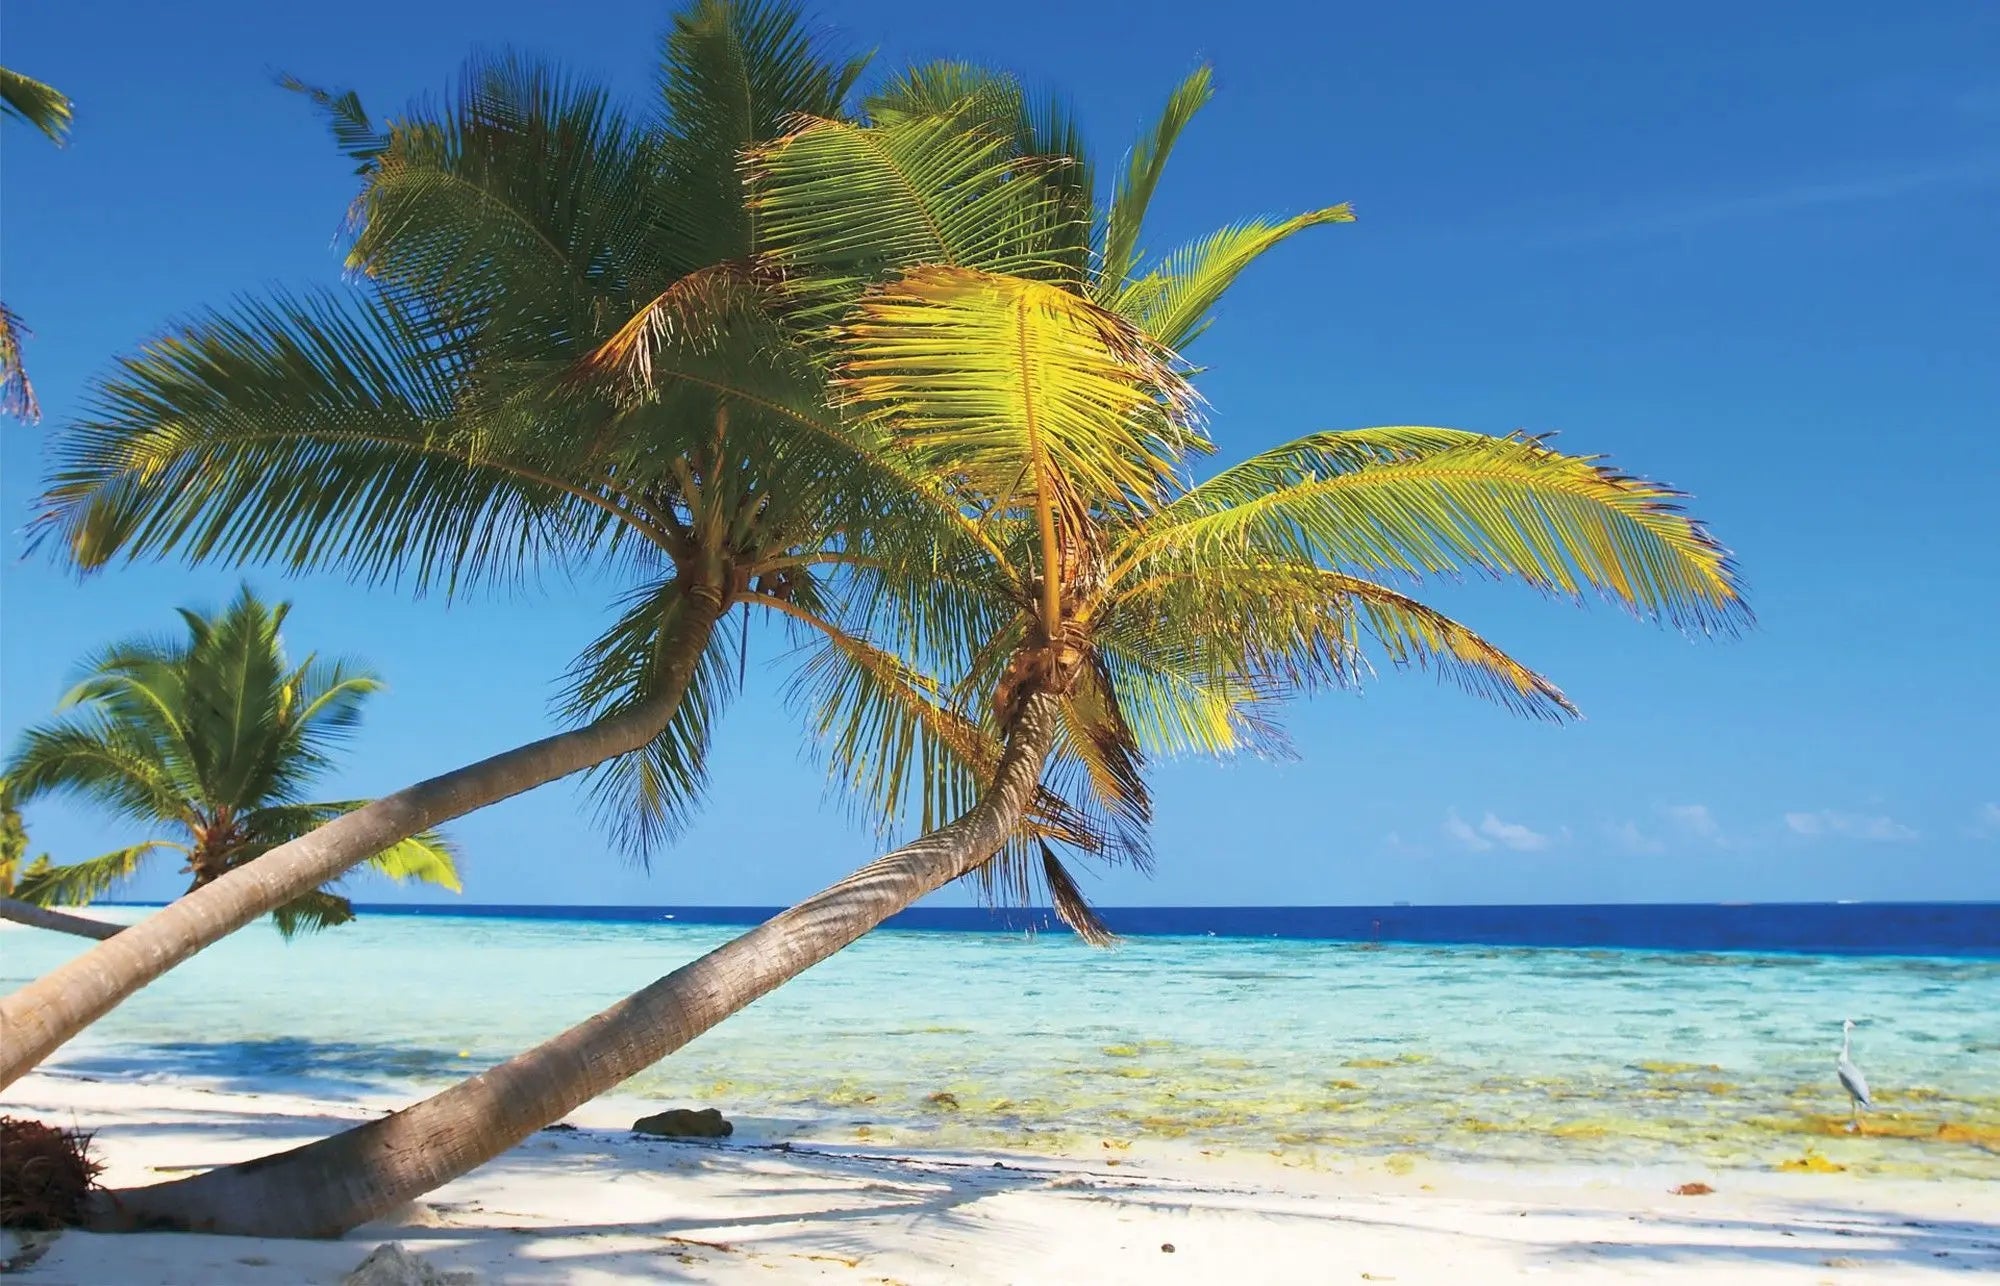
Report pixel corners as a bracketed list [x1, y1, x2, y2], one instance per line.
[1099, 65, 1213, 294]
[12, 843, 174, 909]
[269, 889, 356, 939]
[1112, 206, 1355, 349]
[562, 578, 736, 859]
[837, 265, 1199, 520]
[746, 104, 1079, 309]
[0, 66, 72, 144]
[1128, 427, 1748, 633]
[1, 303, 40, 421]
[363, 832, 462, 892]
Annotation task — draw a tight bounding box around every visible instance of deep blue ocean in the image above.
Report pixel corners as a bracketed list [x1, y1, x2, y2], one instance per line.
[350, 900, 2000, 957]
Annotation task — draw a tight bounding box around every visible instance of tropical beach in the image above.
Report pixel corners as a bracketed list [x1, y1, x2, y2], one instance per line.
[6, 909, 1999, 1281]
[4, 0, 1998, 1281]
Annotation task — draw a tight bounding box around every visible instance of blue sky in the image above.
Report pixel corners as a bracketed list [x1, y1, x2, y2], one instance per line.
[3, 0, 1996, 908]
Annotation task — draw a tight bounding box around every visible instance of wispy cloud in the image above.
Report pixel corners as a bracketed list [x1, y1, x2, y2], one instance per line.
[1970, 803, 2000, 840]
[1445, 809, 1551, 853]
[1784, 810, 1920, 843]
[1664, 803, 1725, 845]
[1539, 155, 2000, 245]
[1606, 820, 1667, 856]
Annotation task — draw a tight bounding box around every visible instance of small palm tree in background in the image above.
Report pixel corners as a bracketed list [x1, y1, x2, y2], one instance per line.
[4, 586, 459, 935]
[1, 64, 74, 421]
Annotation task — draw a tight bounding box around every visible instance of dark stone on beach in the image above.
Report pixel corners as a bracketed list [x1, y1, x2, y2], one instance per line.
[632, 1108, 733, 1139]
[1161, 1243, 1176, 1254]
[926, 1092, 961, 1111]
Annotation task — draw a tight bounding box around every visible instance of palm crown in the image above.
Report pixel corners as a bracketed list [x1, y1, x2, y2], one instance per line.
[4, 586, 458, 935]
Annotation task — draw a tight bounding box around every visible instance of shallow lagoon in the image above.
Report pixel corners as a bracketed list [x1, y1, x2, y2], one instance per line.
[7, 912, 1996, 1179]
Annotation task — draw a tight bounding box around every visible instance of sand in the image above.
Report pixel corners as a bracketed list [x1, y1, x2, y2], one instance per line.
[4, 1070, 1995, 1284]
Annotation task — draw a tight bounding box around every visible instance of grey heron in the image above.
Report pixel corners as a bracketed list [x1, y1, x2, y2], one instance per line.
[1836, 1018, 1871, 1133]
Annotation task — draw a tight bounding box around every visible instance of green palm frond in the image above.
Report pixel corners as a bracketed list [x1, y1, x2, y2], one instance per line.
[1112, 207, 1355, 349]
[840, 265, 1197, 525]
[1, 66, 72, 144]
[1099, 65, 1214, 294]
[1, 303, 40, 422]
[659, 0, 869, 265]
[269, 890, 356, 938]
[5, 717, 193, 827]
[36, 289, 622, 593]
[364, 833, 462, 892]
[1126, 428, 1747, 632]
[746, 102, 1079, 308]
[13, 843, 176, 909]
[562, 579, 740, 859]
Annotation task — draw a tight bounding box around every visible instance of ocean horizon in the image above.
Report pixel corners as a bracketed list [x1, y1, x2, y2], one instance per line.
[101, 898, 2000, 958]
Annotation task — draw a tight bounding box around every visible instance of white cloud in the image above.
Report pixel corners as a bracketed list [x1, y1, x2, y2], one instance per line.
[1784, 810, 1920, 843]
[1664, 803, 1724, 844]
[1606, 820, 1667, 856]
[1480, 812, 1550, 852]
[1443, 810, 1492, 852]
[1970, 803, 2000, 839]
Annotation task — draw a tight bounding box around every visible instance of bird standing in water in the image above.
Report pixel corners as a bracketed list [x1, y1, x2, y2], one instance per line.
[1836, 1018, 1872, 1133]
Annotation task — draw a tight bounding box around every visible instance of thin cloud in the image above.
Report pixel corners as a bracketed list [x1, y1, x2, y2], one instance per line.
[1970, 802, 2000, 840]
[1784, 810, 1920, 843]
[1606, 820, 1667, 856]
[1538, 155, 2000, 245]
[1664, 803, 1725, 845]
[1443, 810, 1493, 852]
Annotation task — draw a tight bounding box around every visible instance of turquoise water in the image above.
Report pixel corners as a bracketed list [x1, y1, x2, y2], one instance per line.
[6, 913, 1997, 1178]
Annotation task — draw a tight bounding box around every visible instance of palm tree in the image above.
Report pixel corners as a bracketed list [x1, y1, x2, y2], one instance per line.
[3, 586, 460, 935]
[0, 0, 996, 1089]
[87, 69, 1747, 1238]
[1, 64, 74, 421]
[0, 779, 116, 940]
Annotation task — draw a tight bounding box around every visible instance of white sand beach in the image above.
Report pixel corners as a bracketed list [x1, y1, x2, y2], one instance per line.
[6, 1070, 1995, 1284]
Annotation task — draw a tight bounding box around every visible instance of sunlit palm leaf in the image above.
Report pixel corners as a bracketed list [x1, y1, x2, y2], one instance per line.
[13, 843, 174, 909]
[1129, 428, 1746, 632]
[1, 303, 40, 421]
[1112, 207, 1355, 349]
[0, 66, 72, 143]
[1099, 65, 1214, 295]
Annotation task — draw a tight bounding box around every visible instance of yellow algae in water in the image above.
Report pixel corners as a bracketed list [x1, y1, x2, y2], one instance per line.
[1394, 1053, 1432, 1065]
[1552, 1122, 1611, 1139]
[1936, 1122, 2000, 1149]
[1701, 1083, 1736, 1095]
[1102, 1044, 1142, 1058]
[1777, 1149, 1845, 1173]
[1383, 1154, 1418, 1175]
[1634, 1060, 1722, 1076]
[1459, 1118, 1507, 1134]
[1344, 1058, 1397, 1069]
[1327, 1079, 1364, 1091]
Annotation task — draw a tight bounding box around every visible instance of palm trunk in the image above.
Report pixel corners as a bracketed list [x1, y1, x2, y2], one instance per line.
[90, 688, 1062, 1239]
[0, 591, 726, 1092]
[0, 897, 124, 941]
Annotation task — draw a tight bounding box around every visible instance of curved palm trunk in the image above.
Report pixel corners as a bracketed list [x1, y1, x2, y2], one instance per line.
[0, 897, 124, 941]
[0, 593, 726, 1092]
[89, 689, 1062, 1239]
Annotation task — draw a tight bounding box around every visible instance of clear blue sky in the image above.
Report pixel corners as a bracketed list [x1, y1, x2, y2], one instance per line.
[4, 0, 1996, 908]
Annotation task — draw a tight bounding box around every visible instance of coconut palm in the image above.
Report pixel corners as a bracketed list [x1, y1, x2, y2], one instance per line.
[86, 69, 1747, 1237]
[0, 0, 1016, 1089]
[1, 64, 73, 421]
[0, 781, 113, 939]
[3, 587, 460, 936]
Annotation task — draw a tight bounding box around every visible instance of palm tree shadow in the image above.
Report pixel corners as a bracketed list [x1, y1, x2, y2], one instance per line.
[58, 1037, 470, 1095]
[1531, 1204, 2000, 1274]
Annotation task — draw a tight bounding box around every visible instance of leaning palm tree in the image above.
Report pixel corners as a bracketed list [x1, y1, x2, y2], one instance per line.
[4, 586, 460, 935]
[0, 0, 1004, 1089]
[1, 64, 73, 421]
[86, 69, 1747, 1237]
